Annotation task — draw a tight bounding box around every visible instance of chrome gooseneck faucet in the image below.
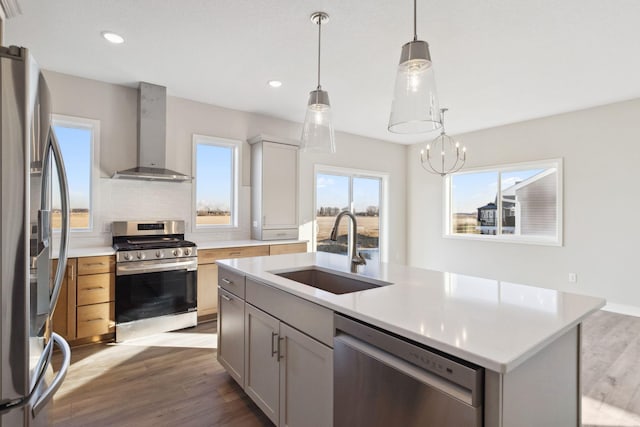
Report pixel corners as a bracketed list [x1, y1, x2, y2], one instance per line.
[330, 210, 367, 272]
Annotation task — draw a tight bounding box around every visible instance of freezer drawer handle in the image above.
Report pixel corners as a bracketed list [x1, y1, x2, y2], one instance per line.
[32, 333, 71, 416]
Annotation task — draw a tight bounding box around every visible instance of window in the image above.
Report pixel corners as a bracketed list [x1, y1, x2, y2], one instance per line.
[315, 167, 385, 263]
[51, 115, 99, 231]
[193, 135, 239, 228]
[445, 159, 562, 245]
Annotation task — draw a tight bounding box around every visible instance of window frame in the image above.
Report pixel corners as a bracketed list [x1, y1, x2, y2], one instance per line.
[192, 135, 241, 231]
[51, 114, 100, 233]
[443, 158, 563, 246]
[313, 164, 389, 262]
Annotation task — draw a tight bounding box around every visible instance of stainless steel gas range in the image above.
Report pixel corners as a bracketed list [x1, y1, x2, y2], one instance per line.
[112, 220, 197, 342]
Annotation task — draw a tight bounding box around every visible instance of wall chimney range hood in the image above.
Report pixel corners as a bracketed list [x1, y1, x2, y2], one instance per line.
[112, 82, 191, 182]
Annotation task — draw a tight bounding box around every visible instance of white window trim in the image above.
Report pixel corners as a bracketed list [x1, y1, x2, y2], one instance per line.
[443, 158, 563, 246]
[313, 164, 389, 262]
[51, 114, 100, 234]
[191, 135, 241, 232]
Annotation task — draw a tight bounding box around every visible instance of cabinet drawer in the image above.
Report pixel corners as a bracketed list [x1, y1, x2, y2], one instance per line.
[77, 302, 114, 338]
[246, 278, 333, 347]
[77, 255, 115, 275]
[260, 228, 298, 241]
[218, 266, 246, 299]
[198, 245, 269, 265]
[77, 273, 114, 306]
[269, 242, 307, 256]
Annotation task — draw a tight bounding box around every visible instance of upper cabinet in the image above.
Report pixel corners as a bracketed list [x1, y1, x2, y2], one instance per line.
[249, 135, 299, 240]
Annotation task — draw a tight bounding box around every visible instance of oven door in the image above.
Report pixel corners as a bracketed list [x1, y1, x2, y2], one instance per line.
[115, 257, 197, 324]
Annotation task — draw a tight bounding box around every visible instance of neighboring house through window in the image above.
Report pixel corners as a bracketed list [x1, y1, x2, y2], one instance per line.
[193, 135, 239, 229]
[446, 159, 563, 245]
[51, 115, 99, 231]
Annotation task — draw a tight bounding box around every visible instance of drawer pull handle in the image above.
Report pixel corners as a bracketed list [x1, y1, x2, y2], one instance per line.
[221, 294, 232, 302]
[85, 262, 106, 266]
[228, 252, 241, 256]
[83, 286, 104, 291]
[271, 332, 278, 357]
[84, 318, 104, 323]
[277, 336, 285, 360]
[221, 278, 233, 285]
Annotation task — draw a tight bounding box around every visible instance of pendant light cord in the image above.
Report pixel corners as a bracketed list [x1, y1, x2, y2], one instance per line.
[317, 16, 322, 90]
[413, 0, 418, 41]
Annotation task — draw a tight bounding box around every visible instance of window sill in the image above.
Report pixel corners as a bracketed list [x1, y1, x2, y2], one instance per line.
[443, 233, 562, 247]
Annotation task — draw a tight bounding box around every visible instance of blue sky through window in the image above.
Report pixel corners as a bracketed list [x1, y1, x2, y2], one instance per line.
[52, 125, 91, 210]
[195, 143, 232, 212]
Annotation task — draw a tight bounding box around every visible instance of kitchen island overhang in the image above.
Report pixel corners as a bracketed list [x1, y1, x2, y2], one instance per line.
[217, 251, 604, 374]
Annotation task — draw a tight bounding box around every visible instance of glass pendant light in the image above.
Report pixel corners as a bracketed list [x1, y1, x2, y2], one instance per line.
[388, 0, 441, 134]
[301, 12, 336, 153]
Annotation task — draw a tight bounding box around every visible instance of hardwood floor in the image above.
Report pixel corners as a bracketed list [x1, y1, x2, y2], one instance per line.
[581, 310, 640, 427]
[52, 310, 640, 426]
[51, 322, 272, 427]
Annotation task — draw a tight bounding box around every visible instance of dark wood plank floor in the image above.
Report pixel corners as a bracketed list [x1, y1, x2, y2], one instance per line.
[52, 310, 640, 426]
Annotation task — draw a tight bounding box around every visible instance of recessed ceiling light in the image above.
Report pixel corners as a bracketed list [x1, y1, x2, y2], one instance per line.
[101, 31, 125, 44]
[268, 80, 282, 88]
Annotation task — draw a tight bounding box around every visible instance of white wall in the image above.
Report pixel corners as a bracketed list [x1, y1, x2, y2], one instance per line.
[407, 98, 640, 311]
[44, 71, 407, 263]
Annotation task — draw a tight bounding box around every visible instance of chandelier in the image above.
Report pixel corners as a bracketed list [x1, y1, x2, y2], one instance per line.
[420, 108, 466, 176]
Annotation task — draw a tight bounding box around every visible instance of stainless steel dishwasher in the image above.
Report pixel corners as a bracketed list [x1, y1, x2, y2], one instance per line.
[334, 314, 484, 427]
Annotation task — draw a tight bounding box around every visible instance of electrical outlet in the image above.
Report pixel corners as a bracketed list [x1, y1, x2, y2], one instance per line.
[568, 273, 577, 284]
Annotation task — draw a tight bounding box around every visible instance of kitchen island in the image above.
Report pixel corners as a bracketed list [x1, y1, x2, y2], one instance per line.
[217, 251, 605, 427]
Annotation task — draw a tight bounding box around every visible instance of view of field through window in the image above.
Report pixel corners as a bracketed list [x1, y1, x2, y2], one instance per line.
[451, 165, 558, 238]
[316, 173, 381, 262]
[195, 142, 233, 226]
[52, 123, 92, 229]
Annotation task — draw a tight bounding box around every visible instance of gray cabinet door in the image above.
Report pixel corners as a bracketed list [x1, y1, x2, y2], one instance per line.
[279, 323, 333, 427]
[245, 303, 280, 425]
[217, 287, 244, 385]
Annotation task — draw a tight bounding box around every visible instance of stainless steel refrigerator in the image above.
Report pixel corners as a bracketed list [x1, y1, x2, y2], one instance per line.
[0, 45, 71, 426]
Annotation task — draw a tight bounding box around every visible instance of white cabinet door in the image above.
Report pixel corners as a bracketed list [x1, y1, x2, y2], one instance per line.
[245, 303, 281, 425]
[279, 323, 333, 427]
[217, 287, 244, 386]
[262, 142, 298, 229]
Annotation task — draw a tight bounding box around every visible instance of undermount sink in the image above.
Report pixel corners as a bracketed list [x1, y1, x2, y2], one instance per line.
[273, 267, 392, 295]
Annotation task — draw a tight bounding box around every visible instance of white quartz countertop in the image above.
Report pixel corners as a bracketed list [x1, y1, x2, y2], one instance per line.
[218, 252, 605, 374]
[52, 239, 307, 258]
[194, 239, 306, 250]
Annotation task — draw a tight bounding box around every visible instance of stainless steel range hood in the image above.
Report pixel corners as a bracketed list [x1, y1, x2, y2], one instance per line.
[112, 82, 191, 182]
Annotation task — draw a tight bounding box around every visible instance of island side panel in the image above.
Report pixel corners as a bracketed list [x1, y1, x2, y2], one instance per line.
[499, 325, 580, 427]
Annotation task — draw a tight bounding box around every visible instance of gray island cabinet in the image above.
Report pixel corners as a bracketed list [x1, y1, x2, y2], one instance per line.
[216, 252, 605, 427]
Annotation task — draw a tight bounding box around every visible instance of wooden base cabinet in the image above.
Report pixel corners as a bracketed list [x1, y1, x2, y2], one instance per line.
[51, 258, 77, 341]
[52, 255, 116, 344]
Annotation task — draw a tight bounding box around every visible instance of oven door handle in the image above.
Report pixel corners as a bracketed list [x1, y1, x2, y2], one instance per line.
[116, 258, 198, 276]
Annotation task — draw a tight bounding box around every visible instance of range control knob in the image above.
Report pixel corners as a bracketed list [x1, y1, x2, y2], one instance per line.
[155, 250, 164, 258]
[184, 248, 191, 256]
[123, 253, 132, 261]
[173, 249, 182, 257]
[136, 251, 145, 260]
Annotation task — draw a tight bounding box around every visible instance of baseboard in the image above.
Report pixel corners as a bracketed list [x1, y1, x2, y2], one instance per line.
[602, 302, 640, 318]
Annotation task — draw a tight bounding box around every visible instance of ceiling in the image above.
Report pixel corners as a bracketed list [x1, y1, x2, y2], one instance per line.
[4, 0, 640, 144]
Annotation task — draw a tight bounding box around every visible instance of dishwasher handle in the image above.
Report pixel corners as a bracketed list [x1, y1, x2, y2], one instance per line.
[335, 333, 475, 407]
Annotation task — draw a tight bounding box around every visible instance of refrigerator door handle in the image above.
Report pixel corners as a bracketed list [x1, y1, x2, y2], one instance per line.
[31, 333, 71, 417]
[47, 128, 70, 314]
[0, 339, 53, 415]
